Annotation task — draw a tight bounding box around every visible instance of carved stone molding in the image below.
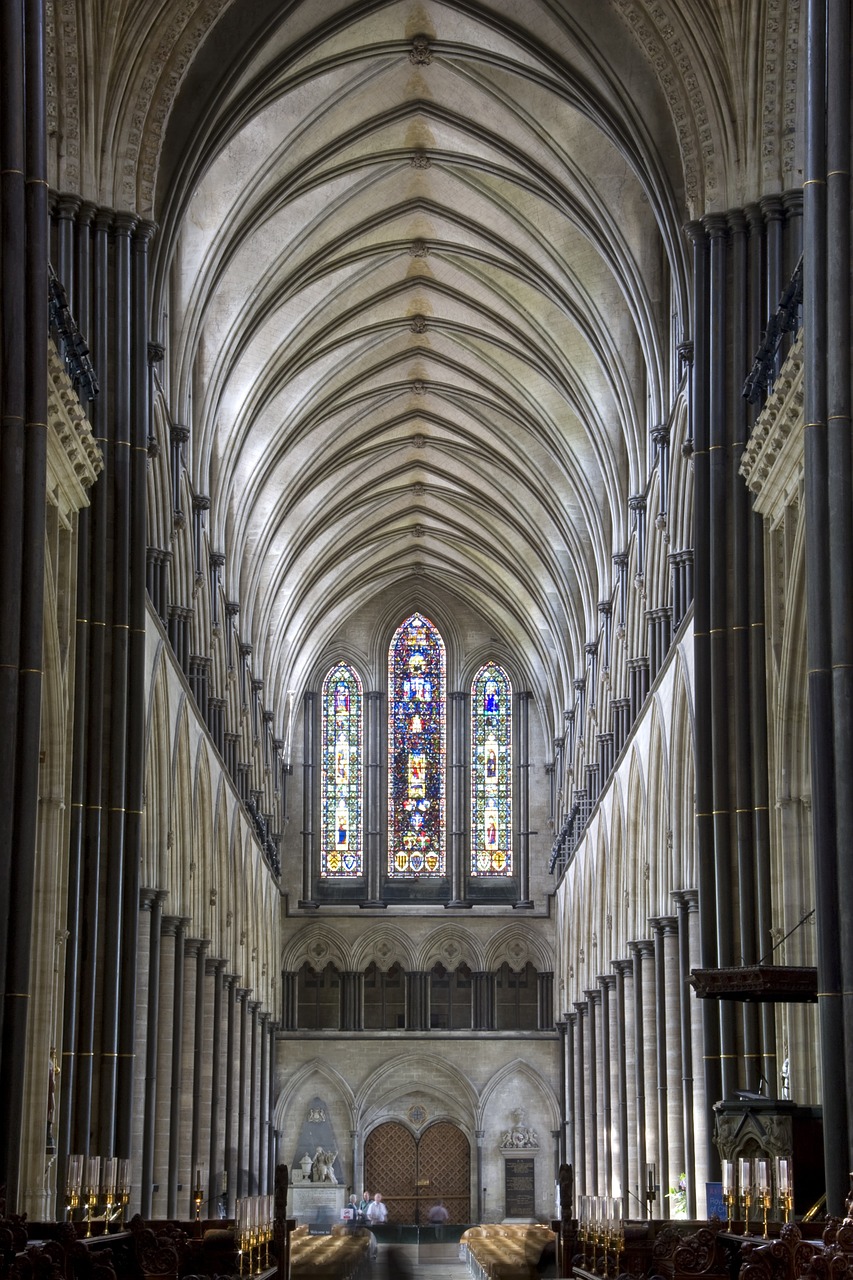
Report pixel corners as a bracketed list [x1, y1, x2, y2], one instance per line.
[47, 339, 104, 527]
[740, 332, 804, 527]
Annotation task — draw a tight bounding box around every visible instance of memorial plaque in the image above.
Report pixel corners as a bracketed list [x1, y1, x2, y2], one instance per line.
[505, 1157, 535, 1217]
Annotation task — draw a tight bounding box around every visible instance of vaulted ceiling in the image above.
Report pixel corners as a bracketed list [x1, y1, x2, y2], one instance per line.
[129, 0, 771, 730]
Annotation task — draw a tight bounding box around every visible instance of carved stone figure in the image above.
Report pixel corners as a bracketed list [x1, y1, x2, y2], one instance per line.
[312, 1147, 338, 1183]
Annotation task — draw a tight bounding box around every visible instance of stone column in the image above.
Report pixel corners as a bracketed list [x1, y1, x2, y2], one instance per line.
[248, 1001, 260, 1195]
[405, 972, 430, 1030]
[515, 692, 533, 907]
[178, 939, 202, 1214]
[803, 0, 850, 1206]
[584, 990, 600, 1191]
[538, 972, 554, 1030]
[340, 972, 364, 1030]
[447, 692, 470, 906]
[599, 975, 616, 1194]
[140, 890, 167, 1216]
[473, 972, 496, 1030]
[628, 942, 648, 1210]
[678, 891, 708, 1212]
[565, 1012, 576, 1178]
[638, 940, 659, 1211]
[573, 1001, 587, 1194]
[672, 892, 697, 1216]
[188, 940, 211, 1217]
[236, 989, 251, 1196]
[166, 918, 189, 1218]
[300, 692, 318, 907]
[612, 960, 633, 1209]
[362, 691, 386, 907]
[207, 959, 227, 1213]
[223, 975, 239, 1215]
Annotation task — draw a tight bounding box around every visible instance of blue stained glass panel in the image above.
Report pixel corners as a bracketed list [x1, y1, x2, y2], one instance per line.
[321, 663, 362, 876]
[471, 662, 512, 875]
[388, 613, 446, 876]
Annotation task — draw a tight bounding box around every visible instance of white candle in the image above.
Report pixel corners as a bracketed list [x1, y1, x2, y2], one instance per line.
[739, 1157, 752, 1194]
[757, 1160, 769, 1194]
[777, 1158, 789, 1193]
[85, 1155, 101, 1192]
[722, 1160, 733, 1194]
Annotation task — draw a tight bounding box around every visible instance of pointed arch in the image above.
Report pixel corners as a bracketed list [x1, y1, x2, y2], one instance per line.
[470, 661, 513, 876]
[387, 612, 446, 876]
[320, 661, 364, 876]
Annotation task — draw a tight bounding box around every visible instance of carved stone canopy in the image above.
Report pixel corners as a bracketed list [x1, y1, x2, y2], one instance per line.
[690, 965, 818, 1003]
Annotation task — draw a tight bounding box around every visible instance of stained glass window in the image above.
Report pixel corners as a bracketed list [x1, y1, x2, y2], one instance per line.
[388, 612, 446, 876]
[471, 662, 512, 875]
[321, 662, 363, 876]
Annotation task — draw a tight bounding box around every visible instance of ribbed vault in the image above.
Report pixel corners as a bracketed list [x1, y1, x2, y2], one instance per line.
[150, 0, 693, 733]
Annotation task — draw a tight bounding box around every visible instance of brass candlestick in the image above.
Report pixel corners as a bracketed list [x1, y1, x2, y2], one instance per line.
[741, 1188, 752, 1234]
[723, 1188, 735, 1231]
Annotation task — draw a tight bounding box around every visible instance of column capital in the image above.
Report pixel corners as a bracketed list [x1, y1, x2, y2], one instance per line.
[162, 915, 190, 937]
[206, 956, 227, 977]
[671, 887, 699, 912]
[573, 1000, 588, 1016]
[139, 887, 168, 910]
[726, 208, 747, 236]
[702, 211, 729, 239]
[759, 193, 785, 222]
[649, 915, 679, 937]
[598, 973, 616, 992]
[781, 188, 803, 219]
[583, 988, 601, 1006]
[627, 939, 654, 959]
[56, 191, 82, 219]
[683, 219, 706, 246]
[112, 210, 138, 236]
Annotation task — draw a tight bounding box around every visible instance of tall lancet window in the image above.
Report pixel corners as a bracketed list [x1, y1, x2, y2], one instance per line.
[388, 612, 446, 876]
[471, 662, 512, 875]
[321, 662, 363, 876]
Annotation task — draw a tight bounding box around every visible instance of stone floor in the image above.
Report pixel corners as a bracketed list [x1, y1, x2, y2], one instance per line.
[376, 1238, 467, 1280]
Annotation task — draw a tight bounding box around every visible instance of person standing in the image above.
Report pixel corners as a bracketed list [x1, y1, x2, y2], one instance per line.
[358, 1190, 371, 1221]
[366, 1192, 388, 1224]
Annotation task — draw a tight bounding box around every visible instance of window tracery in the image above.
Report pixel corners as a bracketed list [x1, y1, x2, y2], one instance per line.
[321, 662, 363, 876]
[471, 662, 512, 875]
[388, 612, 446, 876]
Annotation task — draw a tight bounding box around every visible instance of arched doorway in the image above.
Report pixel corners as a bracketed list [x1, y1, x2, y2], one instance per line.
[364, 1121, 470, 1224]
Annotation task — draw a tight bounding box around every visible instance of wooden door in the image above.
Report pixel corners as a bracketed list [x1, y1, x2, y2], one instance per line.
[364, 1121, 417, 1224]
[364, 1120, 470, 1224]
[417, 1121, 470, 1224]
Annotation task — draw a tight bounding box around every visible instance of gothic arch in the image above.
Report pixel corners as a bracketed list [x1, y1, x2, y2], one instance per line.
[170, 698, 194, 913]
[281, 922, 352, 975]
[211, 777, 231, 959]
[356, 1053, 479, 1133]
[417, 925, 485, 974]
[484, 923, 554, 974]
[645, 697, 669, 914]
[350, 924, 418, 974]
[669, 648, 695, 889]
[274, 1057, 356, 1134]
[143, 643, 172, 888]
[624, 751, 648, 936]
[477, 1058, 560, 1134]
